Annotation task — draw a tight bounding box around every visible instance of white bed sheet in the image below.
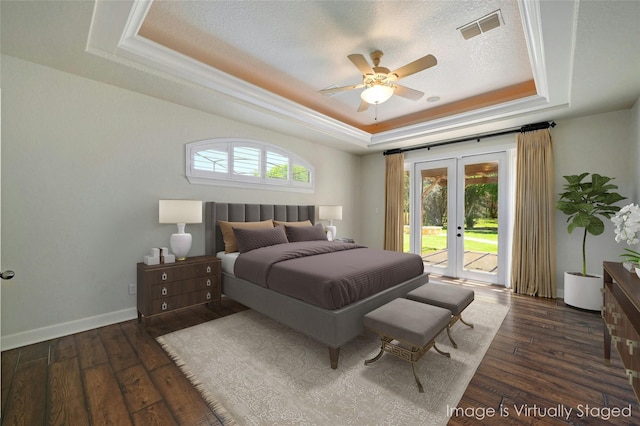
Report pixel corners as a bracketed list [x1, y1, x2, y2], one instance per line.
[216, 251, 239, 275]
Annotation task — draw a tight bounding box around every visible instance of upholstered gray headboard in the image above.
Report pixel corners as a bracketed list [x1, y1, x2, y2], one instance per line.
[205, 202, 315, 255]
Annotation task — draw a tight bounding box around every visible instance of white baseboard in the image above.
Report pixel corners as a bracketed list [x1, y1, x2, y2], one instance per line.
[1, 308, 138, 351]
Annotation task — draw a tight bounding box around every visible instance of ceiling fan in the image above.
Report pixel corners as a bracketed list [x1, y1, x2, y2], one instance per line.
[319, 50, 437, 112]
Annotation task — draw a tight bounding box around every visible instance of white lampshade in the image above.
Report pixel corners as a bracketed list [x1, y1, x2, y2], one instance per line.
[361, 84, 394, 105]
[318, 205, 342, 221]
[159, 200, 202, 260]
[159, 200, 203, 224]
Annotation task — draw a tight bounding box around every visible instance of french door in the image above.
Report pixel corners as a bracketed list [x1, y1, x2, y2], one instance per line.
[411, 152, 508, 284]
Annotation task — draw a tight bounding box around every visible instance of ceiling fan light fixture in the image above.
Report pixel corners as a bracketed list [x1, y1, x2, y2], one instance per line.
[361, 84, 394, 105]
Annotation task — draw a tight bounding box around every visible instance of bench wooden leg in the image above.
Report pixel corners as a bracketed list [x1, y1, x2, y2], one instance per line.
[365, 336, 391, 365]
[459, 315, 474, 328]
[445, 326, 458, 349]
[445, 314, 475, 348]
[411, 352, 425, 393]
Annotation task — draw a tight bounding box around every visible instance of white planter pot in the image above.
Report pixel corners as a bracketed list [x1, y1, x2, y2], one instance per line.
[563, 272, 603, 311]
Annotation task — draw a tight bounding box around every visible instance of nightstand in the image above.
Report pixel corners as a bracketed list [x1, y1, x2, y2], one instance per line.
[136, 255, 221, 322]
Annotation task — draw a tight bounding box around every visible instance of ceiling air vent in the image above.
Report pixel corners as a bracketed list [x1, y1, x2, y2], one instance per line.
[459, 10, 503, 40]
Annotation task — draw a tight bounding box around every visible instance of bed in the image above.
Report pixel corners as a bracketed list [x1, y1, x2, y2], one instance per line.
[204, 202, 429, 369]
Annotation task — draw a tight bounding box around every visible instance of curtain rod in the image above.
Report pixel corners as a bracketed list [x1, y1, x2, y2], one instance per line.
[382, 121, 556, 156]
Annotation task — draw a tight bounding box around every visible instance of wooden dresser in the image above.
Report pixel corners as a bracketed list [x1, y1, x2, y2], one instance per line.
[602, 261, 640, 402]
[137, 255, 221, 322]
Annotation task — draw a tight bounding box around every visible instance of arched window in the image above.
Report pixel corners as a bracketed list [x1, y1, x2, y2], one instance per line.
[186, 139, 314, 192]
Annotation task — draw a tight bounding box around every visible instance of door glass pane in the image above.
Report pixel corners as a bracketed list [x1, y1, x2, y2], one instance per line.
[403, 169, 411, 253]
[463, 161, 498, 275]
[420, 167, 448, 268]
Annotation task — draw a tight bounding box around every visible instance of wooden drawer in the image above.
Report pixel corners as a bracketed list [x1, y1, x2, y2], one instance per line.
[177, 289, 218, 308]
[150, 281, 181, 299]
[149, 289, 218, 315]
[149, 296, 179, 315]
[146, 267, 179, 284]
[179, 261, 218, 280]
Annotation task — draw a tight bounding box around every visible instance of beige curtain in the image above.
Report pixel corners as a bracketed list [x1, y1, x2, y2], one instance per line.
[511, 129, 556, 297]
[384, 153, 405, 251]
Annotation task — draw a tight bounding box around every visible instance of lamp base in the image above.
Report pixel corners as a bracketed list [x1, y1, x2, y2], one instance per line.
[325, 225, 337, 241]
[170, 232, 192, 261]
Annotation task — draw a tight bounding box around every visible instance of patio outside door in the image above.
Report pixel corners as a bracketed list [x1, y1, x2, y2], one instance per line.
[412, 152, 508, 284]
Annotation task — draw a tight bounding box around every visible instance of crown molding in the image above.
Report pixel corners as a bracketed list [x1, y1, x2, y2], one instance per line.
[86, 0, 575, 150]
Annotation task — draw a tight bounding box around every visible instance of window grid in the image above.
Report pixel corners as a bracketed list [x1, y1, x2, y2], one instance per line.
[186, 139, 314, 192]
[193, 149, 228, 173]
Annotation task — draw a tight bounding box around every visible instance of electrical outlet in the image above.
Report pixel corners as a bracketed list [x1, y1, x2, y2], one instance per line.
[129, 284, 137, 295]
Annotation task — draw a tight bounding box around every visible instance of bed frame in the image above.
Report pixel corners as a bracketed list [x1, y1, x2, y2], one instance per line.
[204, 202, 429, 369]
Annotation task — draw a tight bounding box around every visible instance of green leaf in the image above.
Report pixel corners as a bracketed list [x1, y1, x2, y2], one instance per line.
[585, 216, 604, 235]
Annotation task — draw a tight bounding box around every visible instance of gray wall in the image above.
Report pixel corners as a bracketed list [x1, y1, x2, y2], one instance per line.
[0, 55, 361, 347]
[633, 98, 640, 200]
[359, 106, 639, 295]
[552, 109, 636, 286]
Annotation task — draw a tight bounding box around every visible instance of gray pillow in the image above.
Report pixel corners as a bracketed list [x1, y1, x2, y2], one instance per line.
[285, 223, 328, 242]
[233, 225, 288, 253]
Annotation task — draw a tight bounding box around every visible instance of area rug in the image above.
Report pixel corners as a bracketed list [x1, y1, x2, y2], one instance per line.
[157, 299, 508, 425]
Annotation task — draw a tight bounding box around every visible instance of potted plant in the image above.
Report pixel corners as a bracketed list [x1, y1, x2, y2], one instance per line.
[612, 203, 640, 278]
[556, 173, 626, 310]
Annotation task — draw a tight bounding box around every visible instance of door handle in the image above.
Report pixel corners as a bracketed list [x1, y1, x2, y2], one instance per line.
[1, 270, 15, 280]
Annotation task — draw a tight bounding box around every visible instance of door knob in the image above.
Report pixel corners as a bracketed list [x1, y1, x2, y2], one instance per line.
[1, 270, 15, 280]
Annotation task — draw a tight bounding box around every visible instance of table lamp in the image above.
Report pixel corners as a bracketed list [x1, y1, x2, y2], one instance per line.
[159, 200, 202, 260]
[319, 205, 342, 241]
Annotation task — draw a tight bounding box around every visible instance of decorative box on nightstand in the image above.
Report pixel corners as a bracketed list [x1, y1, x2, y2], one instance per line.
[334, 237, 355, 243]
[136, 255, 221, 322]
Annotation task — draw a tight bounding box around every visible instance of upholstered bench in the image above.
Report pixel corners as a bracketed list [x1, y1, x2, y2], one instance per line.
[406, 284, 475, 349]
[363, 298, 451, 392]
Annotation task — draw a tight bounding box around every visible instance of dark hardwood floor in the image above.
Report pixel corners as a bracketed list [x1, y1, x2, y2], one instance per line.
[2, 279, 638, 425]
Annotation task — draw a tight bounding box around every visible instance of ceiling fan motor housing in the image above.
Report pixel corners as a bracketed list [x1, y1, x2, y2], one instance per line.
[363, 67, 394, 88]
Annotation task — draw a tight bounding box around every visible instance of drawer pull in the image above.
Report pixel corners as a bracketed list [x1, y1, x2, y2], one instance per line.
[607, 324, 617, 335]
[627, 339, 640, 355]
[207, 265, 212, 273]
[206, 279, 212, 287]
[206, 292, 211, 300]
[611, 312, 622, 324]
[626, 369, 639, 385]
[161, 301, 168, 311]
[161, 272, 168, 281]
[601, 306, 606, 319]
[161, 286, 168, 296]
[611, 336, 622, 345]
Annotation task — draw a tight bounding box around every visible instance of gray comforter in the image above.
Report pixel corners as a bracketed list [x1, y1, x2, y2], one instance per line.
[234, 241, 425, 309]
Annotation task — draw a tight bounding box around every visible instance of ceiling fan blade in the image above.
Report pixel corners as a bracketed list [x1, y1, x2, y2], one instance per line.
[318, 83, 364, 94]
[357, 99, 370, 112]
[394, 84, 424, 101]
[390, 54, 437, 80]
[348, 54, 374, 75]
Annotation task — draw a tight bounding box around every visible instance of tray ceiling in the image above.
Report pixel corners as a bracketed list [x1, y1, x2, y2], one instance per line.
[138, 0, 535, 134]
